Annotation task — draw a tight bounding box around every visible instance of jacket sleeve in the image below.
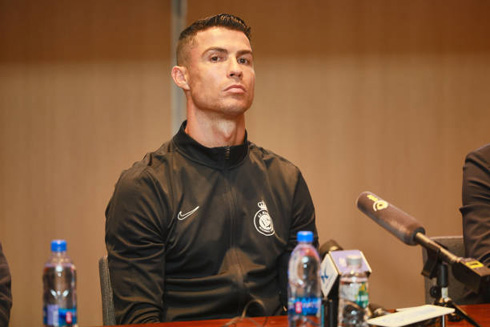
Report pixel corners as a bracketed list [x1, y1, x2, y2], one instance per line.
[289, 171, 318, 249]
[278, 171, 318, 307]
[460, 146, 490, 267]
[105, 167, 169, 324]
[0, 242, 12, 327]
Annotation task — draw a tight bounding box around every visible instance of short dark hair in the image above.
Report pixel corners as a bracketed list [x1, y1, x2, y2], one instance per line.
[176, 13, 251, 65]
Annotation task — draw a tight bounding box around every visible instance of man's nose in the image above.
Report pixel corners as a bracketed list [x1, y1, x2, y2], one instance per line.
[228, 59, 243, 78]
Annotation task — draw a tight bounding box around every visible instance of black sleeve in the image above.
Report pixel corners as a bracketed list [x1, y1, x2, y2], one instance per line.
[460, 145, 490, 303]
[460, 146, 490, 267]
[105, 168, 169, 324]
[0, 242, 12, 327]
[288, 172, 318, 249]
[278, 171, 318, 308]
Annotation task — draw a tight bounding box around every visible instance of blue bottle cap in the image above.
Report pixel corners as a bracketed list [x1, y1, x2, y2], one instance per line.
[297, 231, 313, 243]
[51, 239, 67, 252]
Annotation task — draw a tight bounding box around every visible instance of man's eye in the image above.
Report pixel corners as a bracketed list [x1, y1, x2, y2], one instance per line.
[238, 57, 251, 65]
[210, 56, 221, 62]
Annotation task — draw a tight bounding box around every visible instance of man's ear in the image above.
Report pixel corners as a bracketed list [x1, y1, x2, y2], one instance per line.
[171, 66, 190, 91]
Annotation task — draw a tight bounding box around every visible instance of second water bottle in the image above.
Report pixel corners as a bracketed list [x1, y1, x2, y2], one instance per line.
[288, 231, 322, 327]
[337, 255, 368, 327]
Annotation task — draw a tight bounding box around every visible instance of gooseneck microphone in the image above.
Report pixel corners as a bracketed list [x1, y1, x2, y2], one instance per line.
[356, 191, 490, 294]
[356, 191, 425, 246]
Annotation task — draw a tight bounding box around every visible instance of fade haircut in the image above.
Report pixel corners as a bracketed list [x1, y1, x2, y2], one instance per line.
[176, 13, 252, 66]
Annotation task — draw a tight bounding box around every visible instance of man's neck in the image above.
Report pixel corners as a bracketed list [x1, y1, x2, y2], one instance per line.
[185, 112, 246, 148]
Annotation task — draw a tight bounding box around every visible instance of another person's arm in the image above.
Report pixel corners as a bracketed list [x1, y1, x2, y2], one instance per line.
[0, 242, 12, 327]
[460, 145, 490, 303]
[461, 146, 490, 266]
[105, 168, 168, 324]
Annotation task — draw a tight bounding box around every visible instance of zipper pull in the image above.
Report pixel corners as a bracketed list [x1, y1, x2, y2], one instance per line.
[225, 146, 231, 160]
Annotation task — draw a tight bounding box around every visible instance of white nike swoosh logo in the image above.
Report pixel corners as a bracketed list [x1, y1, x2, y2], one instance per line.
[177, 206, 200, 220]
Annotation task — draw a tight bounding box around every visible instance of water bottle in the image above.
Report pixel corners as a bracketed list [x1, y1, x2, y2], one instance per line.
[43, 240, 77, 327]
[337, 255, 368, 327]
[288, 231, 322, 327]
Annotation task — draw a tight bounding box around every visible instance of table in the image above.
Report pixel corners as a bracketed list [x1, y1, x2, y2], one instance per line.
[93, 304, 489, 327]
[446, 304, 489, 327]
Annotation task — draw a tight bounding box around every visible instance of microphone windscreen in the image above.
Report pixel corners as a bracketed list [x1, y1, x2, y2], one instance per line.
[319, 240, 343, 259]
[356, 191, 425, 246]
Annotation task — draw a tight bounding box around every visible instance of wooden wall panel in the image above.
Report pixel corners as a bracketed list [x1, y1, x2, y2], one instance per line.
[0, 1, 171, 326]
[0, 0, 489, 326]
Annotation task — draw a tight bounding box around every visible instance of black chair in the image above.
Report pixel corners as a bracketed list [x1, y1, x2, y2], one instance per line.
[99, 255, 116, 325]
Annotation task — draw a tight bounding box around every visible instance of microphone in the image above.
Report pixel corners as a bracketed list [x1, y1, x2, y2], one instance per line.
[356, 191, 425, 246]
[356, 191, 490, 294]
[319, 239, 343, 259]
[319, 240, 387, 325]
[319, 241, 371, 299]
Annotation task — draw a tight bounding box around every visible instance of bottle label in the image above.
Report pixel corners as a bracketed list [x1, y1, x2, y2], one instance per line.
[43, 305, 77, 326]
[288, 296, 322, 315]
[288, 297, 322, 327]
[340, 281, 369, 308]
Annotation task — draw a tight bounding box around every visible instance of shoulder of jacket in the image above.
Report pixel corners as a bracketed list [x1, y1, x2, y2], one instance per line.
[467, 143, 490, 168]
[248, 142, 301, 173]
[116, 140, 177, 186]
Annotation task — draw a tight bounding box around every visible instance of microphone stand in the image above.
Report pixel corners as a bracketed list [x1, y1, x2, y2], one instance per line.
[324, 278, 339, 327]
[421, 239, 481, 327]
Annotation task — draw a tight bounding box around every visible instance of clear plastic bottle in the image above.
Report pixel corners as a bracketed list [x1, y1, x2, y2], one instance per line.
[337, 255, 368, 327]
[43, 239, 77, 327]
[288, 231, 322, 327]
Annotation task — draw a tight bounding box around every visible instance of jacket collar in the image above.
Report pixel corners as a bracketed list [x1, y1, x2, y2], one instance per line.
[172, 121, 249, 169]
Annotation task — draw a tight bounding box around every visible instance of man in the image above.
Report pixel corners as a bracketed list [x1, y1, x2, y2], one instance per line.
[460, 143, 490, 303]
[0, 242, 12, 327]
[105, 14, 318, 324]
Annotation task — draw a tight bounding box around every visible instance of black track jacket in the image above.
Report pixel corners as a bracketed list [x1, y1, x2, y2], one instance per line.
[105, 122, 318, 323]
[0, 242, 12, 327]
[461, 143, 490, 303]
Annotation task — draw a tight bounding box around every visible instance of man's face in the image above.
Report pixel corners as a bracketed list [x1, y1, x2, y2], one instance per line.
[183, 27, 255, 117]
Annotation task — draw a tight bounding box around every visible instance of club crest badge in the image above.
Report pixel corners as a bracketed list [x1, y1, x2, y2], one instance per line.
[254, 201, 275, 236]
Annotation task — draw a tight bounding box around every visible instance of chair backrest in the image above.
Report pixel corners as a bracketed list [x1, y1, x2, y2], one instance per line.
[99, 255, 116, 326]
[421, 235, 467, 304]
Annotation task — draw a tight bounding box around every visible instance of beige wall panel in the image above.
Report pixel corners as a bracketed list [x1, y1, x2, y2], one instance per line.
[0, 1, 171, 326]
[1, 0, 490, 326]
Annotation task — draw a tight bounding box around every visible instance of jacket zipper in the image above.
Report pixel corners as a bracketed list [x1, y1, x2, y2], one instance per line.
[223, 149, 247, 314]
[225, 146, 231, 161]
